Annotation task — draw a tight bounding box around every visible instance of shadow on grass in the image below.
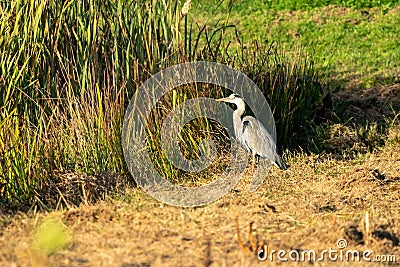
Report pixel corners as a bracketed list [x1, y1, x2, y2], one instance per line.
[304, 80, 400, 158]
[0, 171, 131, 234]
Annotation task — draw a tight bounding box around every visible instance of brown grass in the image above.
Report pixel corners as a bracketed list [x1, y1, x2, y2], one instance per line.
[0, 128, 399, 266]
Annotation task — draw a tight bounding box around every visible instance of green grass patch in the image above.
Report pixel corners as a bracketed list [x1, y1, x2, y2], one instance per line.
[193, 2, 400, 88]
[195, 0, 400, 13]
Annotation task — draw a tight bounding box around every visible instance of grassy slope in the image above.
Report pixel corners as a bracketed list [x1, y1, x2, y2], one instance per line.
[193, 2, 400, 89]
[1, 3, 400, 266]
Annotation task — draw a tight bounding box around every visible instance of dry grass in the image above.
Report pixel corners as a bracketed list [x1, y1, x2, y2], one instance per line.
[1, 129, 399, 266]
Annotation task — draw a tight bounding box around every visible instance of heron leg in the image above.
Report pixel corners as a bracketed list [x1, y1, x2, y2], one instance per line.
[251, 151, 256, 174]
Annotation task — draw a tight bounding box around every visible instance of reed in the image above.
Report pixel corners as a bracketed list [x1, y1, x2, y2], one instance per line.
[0, 0, 321, 206]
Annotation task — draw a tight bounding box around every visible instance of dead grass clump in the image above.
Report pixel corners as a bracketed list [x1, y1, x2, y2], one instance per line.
[235, 217, 267, 260]
[336, 83, 400, 124]
[323, 124, 359, 152]
[34, 171, 129, 210]
[316, 121, 388, 159]
[387, 118, 400, 144]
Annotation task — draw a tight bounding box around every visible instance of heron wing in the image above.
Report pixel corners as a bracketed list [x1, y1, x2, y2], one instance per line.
[242, 116, 277, 160]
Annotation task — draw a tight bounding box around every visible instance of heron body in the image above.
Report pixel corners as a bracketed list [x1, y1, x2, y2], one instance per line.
[217, 94, 288, 170]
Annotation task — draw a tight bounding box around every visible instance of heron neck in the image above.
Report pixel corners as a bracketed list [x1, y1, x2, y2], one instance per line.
[233, 104, 245, 139]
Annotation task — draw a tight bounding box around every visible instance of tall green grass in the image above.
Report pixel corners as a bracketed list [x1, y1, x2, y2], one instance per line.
[0, 0, 321, 206]
[0, 0, 188, 203]
[235, 42, 321, 147]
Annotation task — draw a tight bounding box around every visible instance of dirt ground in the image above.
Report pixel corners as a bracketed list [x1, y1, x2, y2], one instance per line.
[1, 140, 399, 266]
[1, 86, 400, 266]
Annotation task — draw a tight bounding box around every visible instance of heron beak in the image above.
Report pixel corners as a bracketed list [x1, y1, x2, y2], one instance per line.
[216, 97, 230, 102]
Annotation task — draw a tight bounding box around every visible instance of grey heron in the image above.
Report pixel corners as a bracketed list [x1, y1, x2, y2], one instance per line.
[217, 93, 288, 170]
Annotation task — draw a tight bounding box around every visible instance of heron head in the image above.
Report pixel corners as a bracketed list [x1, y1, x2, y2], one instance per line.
[216, 93, 243, 104]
